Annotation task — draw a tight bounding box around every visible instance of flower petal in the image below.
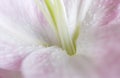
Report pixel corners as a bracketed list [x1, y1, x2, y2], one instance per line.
[0, 0, 58, 45]
[95, 23, 120, 78]
[22, 47, 99, 78]
[79, 0, 120, 27]
[76, 0, 120, 77]
[0, 68, 22, 78]
[0, 36, 44, 70]
[77, 0, 120, 57]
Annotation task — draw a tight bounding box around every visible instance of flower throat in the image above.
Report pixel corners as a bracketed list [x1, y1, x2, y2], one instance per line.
[35, 0, 80, 56]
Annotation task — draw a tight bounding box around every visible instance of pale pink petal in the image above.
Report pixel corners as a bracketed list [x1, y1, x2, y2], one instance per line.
[22, 47, 99, 78]
[0, 0, 58, 45]
[0, 35, 44, 71]
[77, 0, 120, 78]
[0, 0, 58, 71]
[0, 0, 120, 78]
[0, 68, 22, 78]
[95, 22, 120, 78]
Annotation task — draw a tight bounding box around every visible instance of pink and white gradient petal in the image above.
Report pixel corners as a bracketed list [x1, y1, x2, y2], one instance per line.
[22, 47, 99, 78]
[0, 0, 58, 45]
[77, 0, 120, 78]
[0, 0, 120, 78]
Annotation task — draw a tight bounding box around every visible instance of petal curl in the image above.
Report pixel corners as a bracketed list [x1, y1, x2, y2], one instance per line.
[0, 37, 44, 70]
[22, 47, 99, 78]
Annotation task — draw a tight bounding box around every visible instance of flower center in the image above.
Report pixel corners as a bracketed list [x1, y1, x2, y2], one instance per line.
[35, 0, 80, 56]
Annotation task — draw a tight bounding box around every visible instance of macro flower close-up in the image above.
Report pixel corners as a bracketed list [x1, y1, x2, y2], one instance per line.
[0, 0, 120, 78]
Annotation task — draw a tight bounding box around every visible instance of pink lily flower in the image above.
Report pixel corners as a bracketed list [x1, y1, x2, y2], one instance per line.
[0, 0, 120, 78]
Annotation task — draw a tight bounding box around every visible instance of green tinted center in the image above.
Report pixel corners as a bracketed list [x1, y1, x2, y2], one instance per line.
[35, 0, 80, 56]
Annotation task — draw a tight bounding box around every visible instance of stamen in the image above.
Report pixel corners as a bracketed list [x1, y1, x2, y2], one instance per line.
[35, 0, 80, 56]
